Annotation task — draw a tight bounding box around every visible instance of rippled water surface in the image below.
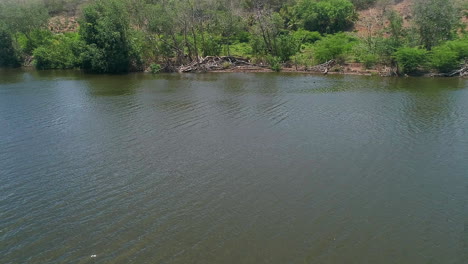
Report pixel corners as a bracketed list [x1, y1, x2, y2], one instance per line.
[1, 69, 467, 264]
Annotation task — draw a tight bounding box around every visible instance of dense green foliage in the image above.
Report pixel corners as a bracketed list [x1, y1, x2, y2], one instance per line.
[79, 0, 142, 73]
[292, 0, 357, 34]
[314, 33, 357, 63]
[394, 47, 428, 74]
[430, 38, 468, 72]
[0, 0, 466, 75]
[33, 33, 83, 69]
[413, 0, 458, 50]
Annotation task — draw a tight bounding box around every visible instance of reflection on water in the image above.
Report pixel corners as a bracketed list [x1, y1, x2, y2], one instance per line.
[0, 70, 467, 264]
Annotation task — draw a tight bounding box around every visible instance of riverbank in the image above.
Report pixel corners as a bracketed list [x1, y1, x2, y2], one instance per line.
[155, 57, 467, 77]
[209, 63, 384, 76]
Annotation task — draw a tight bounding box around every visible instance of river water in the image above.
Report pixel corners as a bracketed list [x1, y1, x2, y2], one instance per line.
[0, 69, 467, 264]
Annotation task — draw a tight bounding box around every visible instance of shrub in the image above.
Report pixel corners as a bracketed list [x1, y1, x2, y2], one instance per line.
[430, 46, 459, 73]
[292, 29, 322, 44]
[17, 29, 53, 55]
[267, 56, 282, 72]
[444, 38, 468, 59]
[313, 33, 357, 64]
[149, 63, 161, 73]
[429, 38, 468, 72]
[33, 33, 83, 69]
[202, 35, 222, 56]
[274, 34, 300, 62]
[361, 54, 379, 69]
[394, 47, 428, 74]
[227, 42, 252, 57]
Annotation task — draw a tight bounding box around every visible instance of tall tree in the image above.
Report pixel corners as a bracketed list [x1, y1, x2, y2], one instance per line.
[413, 0, 457, 50]
[79, 0, 141, 73]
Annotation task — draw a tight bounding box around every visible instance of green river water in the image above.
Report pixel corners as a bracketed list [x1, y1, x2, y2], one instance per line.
[0, 69, 467, 263]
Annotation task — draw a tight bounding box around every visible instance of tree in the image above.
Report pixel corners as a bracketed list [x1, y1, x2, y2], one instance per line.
[0, 0, 49, 59]
[0, 28, 21, 67]
[0, 0, 49, 40]
[79, 0, 142, 73]
[413, 0, 457, 50]
[292, 0, 357, 34]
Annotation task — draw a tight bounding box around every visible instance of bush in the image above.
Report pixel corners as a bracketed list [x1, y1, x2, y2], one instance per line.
[33, 33, 83, 69]
[361, 54, 379, 69]
[149, 63, 161, 73]
[444, 38, 468, 59]
[313, 33, 357, 64]
[274, 34, 300, 62]
[429, 38, 468, 72]
[430, 46, 459, 73]
[227, 42, 252, 57]
[292, 0, 357, 34]
[267, 56, 282, 72]
[17, 29, 53, 55]
[202, 35, 222, 56]
[394, 47, 428, 74]
[292, 30, 321, 44]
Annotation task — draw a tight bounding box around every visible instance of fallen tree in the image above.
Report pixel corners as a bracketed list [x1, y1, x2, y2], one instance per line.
[178, 56, 254, 73]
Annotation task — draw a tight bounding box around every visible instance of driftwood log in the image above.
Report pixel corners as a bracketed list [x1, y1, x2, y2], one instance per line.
[178, 57, 337, 73]
[307, 60, 336, 74]
[178, 56, 253, 72]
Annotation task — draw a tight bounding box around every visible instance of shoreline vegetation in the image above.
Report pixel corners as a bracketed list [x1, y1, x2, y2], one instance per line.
[0, 0, 467, 77]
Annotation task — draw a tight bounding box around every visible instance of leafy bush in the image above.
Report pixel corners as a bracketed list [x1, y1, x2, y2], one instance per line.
[202, 35, 222, 56]
[292, 30, 321, 44]
[250, 34, 267, 56]
[394, 47, 428, 74]
[17, 29, 53, 55]
[33, 33, 83, 69]
[429, 38, 468, 72]
[250, 33, 299, 62]
[444, 38, 468, 59]
[292, 0, 357, 34]
[267, 56, 282, 72]
[292, 44, 315, 68]
[227, 42, 252, 57]
[274, 34, 300, 62]
[361, 54, 379, 69]
[149, 63, 162, 73]
[313, 33, 357, 64]
[430, 46, 459, 72]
